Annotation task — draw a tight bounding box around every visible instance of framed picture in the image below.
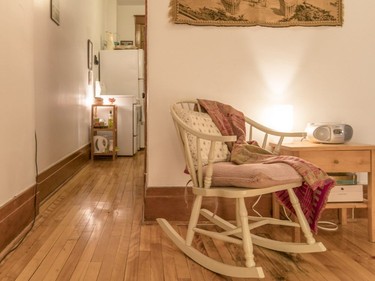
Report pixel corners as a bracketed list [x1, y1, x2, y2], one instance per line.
[120, 40, 134, 46]
[87, 40, 93, 70]
[50, 0, 60, 26]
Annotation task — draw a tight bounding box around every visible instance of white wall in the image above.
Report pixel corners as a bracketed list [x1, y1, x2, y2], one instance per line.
[0, 0, 107, 207]
[104, 0, 117, 33]
[34, 0, 105, 172]
[117, 5, 145, 43]
[147, 0, 375, 187]
[0, 0, 35, 206]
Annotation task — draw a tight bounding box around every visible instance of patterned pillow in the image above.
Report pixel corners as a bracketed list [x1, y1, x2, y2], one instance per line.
[174, 106, 230, 168]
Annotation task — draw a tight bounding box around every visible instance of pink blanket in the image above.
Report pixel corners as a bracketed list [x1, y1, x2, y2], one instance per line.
[198, 99, 335, 233]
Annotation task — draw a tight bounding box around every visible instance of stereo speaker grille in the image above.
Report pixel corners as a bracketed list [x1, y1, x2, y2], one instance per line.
[344, 125, 353, 141]
[313, 126, 331, 141]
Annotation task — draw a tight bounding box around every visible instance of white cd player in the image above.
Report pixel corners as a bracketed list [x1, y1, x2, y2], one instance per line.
[306, 123, 353, 144]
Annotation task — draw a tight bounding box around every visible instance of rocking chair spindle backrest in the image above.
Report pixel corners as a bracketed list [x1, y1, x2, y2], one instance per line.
[171, 101, 236, 189]
[244, 116, 306, 155]
[171, 100, 307, 188]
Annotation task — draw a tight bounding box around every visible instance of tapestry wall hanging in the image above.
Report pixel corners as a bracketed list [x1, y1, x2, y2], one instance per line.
[170, 0, 343, 27]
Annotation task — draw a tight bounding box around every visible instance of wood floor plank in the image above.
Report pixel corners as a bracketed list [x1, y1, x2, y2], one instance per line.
[109, 220, 132, 280]
[14, 206, 84, 281]
[55, 230, 93, 281]
[105, 160, 135, 281]
[149, 225, 164, 281]
[82, 262, 101, 281]
[68, 225, 105, 280]
[173, 225, 192, 280]
[123, 205, 142, 281]
[123, 164, 143, 281]
[96, 222, 122, 280]
[42, 239, 77, 280]
[139, 224, 151, 252]
[137, 251, 151, 281]
[0, 169, 96, 279]
[160, 227, 179, 281]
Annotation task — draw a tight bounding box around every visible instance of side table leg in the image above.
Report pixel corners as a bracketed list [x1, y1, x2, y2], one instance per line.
[339, 208, 348, 225]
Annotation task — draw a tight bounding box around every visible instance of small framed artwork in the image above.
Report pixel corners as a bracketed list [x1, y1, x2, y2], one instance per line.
[50, 0, 60, 26]
[120, 40, 134, 46]
[87, 40, 93, 70]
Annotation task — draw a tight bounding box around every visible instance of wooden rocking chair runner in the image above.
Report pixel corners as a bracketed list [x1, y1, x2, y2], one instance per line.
[157, 100, 327, 279]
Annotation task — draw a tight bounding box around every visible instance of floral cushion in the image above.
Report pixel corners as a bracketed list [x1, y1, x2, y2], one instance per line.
[174, 106, 230, 168]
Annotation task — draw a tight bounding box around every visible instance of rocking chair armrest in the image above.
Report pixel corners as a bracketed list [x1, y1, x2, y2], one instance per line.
[244, 115, 306, 154]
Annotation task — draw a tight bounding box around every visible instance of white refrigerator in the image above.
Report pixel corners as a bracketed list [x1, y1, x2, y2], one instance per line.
[99, 49, 145, 156]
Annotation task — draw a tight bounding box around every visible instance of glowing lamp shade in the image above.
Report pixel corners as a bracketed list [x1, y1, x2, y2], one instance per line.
[262, 104, 294, 132]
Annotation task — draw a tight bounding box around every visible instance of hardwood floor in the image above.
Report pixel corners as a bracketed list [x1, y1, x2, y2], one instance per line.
[1, 151, 375, 280]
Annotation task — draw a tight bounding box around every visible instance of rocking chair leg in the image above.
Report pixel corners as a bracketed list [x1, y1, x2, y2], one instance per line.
[287, 189, 316, 245]
[186, 195, 203, 246]
[238, 198, 256, 268]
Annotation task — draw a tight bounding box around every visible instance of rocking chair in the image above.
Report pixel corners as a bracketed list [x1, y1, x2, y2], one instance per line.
[157, 100, 327, 278]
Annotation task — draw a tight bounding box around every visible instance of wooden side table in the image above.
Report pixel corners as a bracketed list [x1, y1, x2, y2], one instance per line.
[91, 104, 118, 160]
[271, 141, 375, 242]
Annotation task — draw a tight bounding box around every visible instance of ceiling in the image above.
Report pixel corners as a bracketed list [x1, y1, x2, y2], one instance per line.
[117, 0, 144, 5]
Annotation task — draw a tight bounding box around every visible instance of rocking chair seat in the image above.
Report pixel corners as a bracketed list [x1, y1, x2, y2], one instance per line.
[203, 161, 302, 189]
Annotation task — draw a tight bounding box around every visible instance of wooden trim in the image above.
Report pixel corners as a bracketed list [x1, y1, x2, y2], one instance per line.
[37, 145, 90, 203]
[144, 187, 273, 222]
[134, 15, 145, 25]
[144, 186, 367, 222]
[0, 185, 38, 254]
[0, 145, 90, 256]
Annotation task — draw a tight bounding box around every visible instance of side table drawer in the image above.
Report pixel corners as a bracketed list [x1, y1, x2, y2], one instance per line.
[297, 150, 371, 172]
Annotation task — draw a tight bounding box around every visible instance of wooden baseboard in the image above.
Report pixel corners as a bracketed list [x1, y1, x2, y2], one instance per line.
[37, 144, 90, 203]
[144, 186, 273, 222]
[144, 187, 367, 223]
[0, 185, 38, 254]
[0, 145, 90, 255]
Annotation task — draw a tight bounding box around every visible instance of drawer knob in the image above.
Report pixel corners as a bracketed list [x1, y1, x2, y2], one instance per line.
[333, 159, 339, 164]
